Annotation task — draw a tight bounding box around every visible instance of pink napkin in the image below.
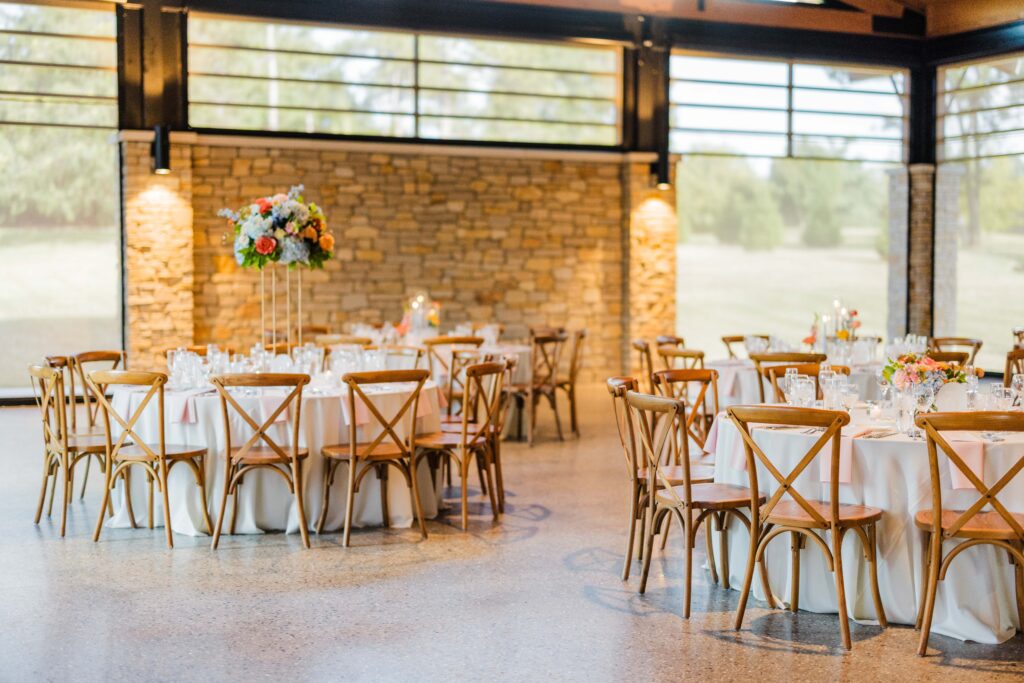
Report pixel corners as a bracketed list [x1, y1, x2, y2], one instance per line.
[168, 389, 212, 424]
[259, 391, 290, 424]
[819, 431, 859, 484]
[717, 366, 739, 397]
[944, 433, 985, 491]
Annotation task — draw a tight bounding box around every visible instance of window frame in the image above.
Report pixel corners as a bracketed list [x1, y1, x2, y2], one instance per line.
[183, 11, 626, 151]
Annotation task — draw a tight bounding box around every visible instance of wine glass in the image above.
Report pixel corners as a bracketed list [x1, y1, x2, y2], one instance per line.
[911, 384, 934, 439]
[1011, 373, 1024, 409]
[840, 384, 859, 412]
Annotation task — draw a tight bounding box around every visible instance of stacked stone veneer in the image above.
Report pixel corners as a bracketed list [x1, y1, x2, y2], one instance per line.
[121, 135, 678, 380]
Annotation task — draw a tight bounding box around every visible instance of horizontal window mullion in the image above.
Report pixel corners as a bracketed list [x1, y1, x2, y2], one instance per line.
[188, 70, 413, 93]
[937, 126, 1024, 142]
[420, 112, 617, 128]
[0, 119, 114, 131]
[419, 85, 612, 104]
[0, 90, 116, 103]
[939, 75, 1024, 96]
[0, 28, 115, 43]
[671, 127, 787, 138]
[0, 58, 115, 72]
[416, 57, 611, 77]
[189, 100, 415, 118]
[187, 40, 414, 64]
[669, 101, 787, 114]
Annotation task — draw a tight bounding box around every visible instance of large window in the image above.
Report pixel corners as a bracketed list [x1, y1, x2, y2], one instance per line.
[0, 1, 121, 395]
[670, 53, 908, 356]
[187, 15, 621, 145]
[937, 53, 1024, 371]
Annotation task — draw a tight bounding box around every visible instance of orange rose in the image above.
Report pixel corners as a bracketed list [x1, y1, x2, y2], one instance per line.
[301, 226, 317, 241]
[318, 233, 335, 252]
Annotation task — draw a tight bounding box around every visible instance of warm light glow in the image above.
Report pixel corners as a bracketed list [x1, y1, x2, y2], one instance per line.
[154, 168, 171, 175]
[657, 182, 671, 191]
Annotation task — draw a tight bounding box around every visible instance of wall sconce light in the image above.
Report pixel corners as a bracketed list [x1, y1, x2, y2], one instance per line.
[151, 124, 171, 175]
[651, 148, 671, 191]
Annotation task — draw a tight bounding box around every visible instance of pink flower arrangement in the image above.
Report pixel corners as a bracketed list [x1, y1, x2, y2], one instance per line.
[883, 353, 965, 392]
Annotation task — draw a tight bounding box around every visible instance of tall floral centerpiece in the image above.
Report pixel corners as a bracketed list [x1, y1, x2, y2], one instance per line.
[219, 185, 334, 348]
[882, 353, 966, 393]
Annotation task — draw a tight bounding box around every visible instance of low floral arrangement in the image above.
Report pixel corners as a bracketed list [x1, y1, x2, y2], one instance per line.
[882, 353, 966, 392]
[219, 185, 334, 269]
[836, 309, 861, 341]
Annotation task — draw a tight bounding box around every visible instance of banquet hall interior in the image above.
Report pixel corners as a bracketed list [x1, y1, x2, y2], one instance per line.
[4, 0, 1024, 680]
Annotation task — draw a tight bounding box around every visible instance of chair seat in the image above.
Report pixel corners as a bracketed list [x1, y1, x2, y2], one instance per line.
[417, 431, 487, 449]
[639, 464, 716, 486]
[230, 446, 309, 464]
[767, 499, 882, 529]
[440, 414, 463, 424]
[116, 444, 206, 461]
[67, 433, 110, 453]
[915, 508, 1024, 540]
[656, 482, 761, 510]
[322, 443, 405, 460]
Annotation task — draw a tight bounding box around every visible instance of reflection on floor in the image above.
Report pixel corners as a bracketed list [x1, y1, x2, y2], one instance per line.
[2, 387, 1022, 681]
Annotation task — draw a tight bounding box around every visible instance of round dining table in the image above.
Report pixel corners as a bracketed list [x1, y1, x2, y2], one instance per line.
[706, 408, 1024, 644]
[706, 358, 883, 407]
[106, 381, 445, 537]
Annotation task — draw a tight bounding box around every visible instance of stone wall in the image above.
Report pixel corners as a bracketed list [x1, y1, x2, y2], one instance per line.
[908, 164, 936, 336]
[121, 134, 651, 380]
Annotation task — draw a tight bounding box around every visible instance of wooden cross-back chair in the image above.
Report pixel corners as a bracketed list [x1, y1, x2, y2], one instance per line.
[316, 334, 372, 347]
[722, 334, 770, 359]
[87, 370, 212, 548]
[65, 351, 126, 499]
[651, 369, 719, 458]
[423, 336, 483, 383]
[763, 363, 851, 403]
[318, 369, 430, 546]
[557, 329, 587, 438]
[28, 365, 109, 537]
[925, 350, 969, 368]
[44, 356, 102, 503]
[657, 346, 705, 371]
[914, 411, 1024, 656]
[931, 337, 983, 365]
[1014, 327, 1024, 347]
[749, 352, 827, 402]
[442, 348, 483, 424]
[381, 344, 424, 370]
[418, 362, 505, 530]
[210, 373, 311, 549]
[727, 405, 887, 651]
[656, 334, 686, 349]
[521, 333, 566, 446]
[1005, 348, 1024, 386]
[632, 339, 656, 394]
[627, 391, 762, 617]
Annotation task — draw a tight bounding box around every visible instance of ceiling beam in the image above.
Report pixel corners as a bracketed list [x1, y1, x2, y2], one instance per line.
[839, 0, 907, 19]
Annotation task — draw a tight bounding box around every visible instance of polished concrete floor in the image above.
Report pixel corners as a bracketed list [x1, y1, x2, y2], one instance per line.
[2, 388, 1022, 682]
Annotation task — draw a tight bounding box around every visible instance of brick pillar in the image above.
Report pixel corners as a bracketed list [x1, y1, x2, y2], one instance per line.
[120, 136, 195, 370]
[907, 163, 935, 336]
[623, 160, 676, 373]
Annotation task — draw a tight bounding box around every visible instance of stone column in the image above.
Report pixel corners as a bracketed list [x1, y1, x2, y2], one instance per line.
[623, 159, 677, 373]
[907, 163, 935, 337]
[120, 135, 195, 370]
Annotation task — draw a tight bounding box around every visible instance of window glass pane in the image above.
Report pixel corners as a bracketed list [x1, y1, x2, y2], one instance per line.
[670, 105, 787, 133]
[670, 81, 787, 109]
[0, 2, 121, 396]
[792, 136, 903, 162]
[792, 88, 904, 116]
[676, 156, 905, 357]
[188, 15, 621, 145]
[792, 64, 904, 94]
[936, 53, 1024, 370]
[792, 112, 903, 139]
[669, 55, 788, 85]
[670, 130, 787, 157]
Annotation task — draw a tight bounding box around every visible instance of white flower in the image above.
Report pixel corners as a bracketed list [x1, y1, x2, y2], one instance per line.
[243, 215, 271, 240]
[279, 236, 310, 265]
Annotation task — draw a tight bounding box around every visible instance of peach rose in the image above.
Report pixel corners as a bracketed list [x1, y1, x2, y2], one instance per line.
[318, 233, 335, 251]
[302, 226, 318, 241]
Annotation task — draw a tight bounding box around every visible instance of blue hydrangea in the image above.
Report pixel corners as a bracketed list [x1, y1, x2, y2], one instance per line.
[243, 215, 272, 240]
[233, 234, 250, 264]
[279, 236, 310, 265]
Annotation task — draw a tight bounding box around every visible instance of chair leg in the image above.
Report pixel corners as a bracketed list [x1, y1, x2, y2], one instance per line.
[492, 437, 505, 513]
[719, 512, 731, 590]
[481, 452, 499, 522]
[636, 492, 648, 562]
[79, 454, 92, 500]
[638, 506, 660, 595]
[476, 455, 488, 496]
[211, 464, 232, 550]
[59, 455, 71, 538]
[867, 524, 888, 628]
[229, 479, 240, 536]
[408, 457, 428, 540]
[790, 531, 802, 613]
[460, 454, 470, 531]
[622, 485, 639, 581]
[734, 521, 761, 630]
[342, 457, 358, 548]
[705, 517, 718, 585]
[316, 459, 336, 534]
[917, 532, 942, 656]
[123, 468, 137, 529]
[548, 391, 564, 442]
[93, 461, 114, 543]
[378, 464, 390, 529]
[46, 462, 59, 518]
[682, 512, 694, 619]
[159, 461, 173, 549]
[196, 457, 214, 536]
[1014, 548, 1024, 635]
[293, 459, 311, 549]
[35, 456, 52, 524]
[659, 512, 671, 550]
[915, 531, 931, 629]
[831, 528, 852, 651]
[147, 470, 155, 530]
[568, 385, 579, 438]
[527, 390, 537, 447]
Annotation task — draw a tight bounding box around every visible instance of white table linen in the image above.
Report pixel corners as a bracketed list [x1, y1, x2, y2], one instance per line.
[708, 413, 1024, 644]
[707, 359, 882, 407]
[106, 382, 444, 537]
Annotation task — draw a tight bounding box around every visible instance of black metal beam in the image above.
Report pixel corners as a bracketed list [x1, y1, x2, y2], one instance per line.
[926, 20, 1024, 67]
[908, 64, 936, 165]
[116, 3, 144, 130]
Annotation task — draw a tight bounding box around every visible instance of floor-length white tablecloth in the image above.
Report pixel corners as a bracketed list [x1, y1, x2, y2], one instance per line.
[107, 383, 444, 537]
[707, 359, 882, 407]
[708, 413, 1024, 644]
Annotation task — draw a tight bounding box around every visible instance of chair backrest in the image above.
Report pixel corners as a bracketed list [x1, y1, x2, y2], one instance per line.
[382, 344, 424, 370]
[749, 352, 827, 402]
[1005, 348, 1024, 386]
[925, 350, 969, 367]
[566, 329, 587, 383]
[1014, 327, 1024, 347]
[651, 369, 719, 454]
[29, 364, 68, 456]
[763, 363, 850, 402]
[530, 333, 565, 389]
[87, 370, 169, 462]
[657, 346, 704, 371]
[423, 336, 484, 379]
[722, 334, 769, 359]
[931, 337, 982, 365]
[655, 335, 685, 349]
[916, 411, 1024, 543]
[445, 348, 483, 418]
[607, 377, 640, 479]
[454, 362, 505, 446]
[625, 391, 694, 508]
[266, 342, 296, 356]
[316, 334, 372, 347]
[492, 357, 519, 435]
[631, 339, 655, 394]
[341, 369, 430, 459]
[72, 351, 125, 432]
[210, 373, 309, 463]
[728, 405, 849, 527]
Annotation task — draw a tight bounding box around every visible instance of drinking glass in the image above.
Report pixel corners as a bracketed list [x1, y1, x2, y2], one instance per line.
[989, 385, 1014, 411]
[840, 384, 859, 412]
[1011, 373, 1024, 409]
[794, 376, 815, 407]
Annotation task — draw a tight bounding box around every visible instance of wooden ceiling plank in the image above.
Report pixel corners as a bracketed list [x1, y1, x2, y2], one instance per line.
[840, 0, 908, 19]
